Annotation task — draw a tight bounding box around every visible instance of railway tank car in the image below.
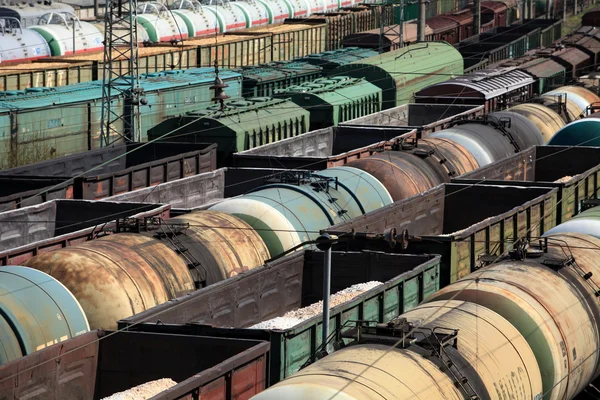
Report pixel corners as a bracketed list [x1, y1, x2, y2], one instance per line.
[0, 17, 51, 62]
[29, 12, 103, 56]
[0, 266, 89, 365]
[250, 205, 600, 400]
[0, 1, 74, 27]
[20, 210, 270, 330]
[137, 2, 188, 42]
[209, 166, 393, 256]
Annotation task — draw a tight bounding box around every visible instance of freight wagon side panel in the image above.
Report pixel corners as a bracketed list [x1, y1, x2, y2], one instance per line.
[269, 252, 441, 384]
[0, 331, 100, 399]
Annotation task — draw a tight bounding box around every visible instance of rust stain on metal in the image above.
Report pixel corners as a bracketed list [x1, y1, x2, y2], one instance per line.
[23, 233, 194, 330]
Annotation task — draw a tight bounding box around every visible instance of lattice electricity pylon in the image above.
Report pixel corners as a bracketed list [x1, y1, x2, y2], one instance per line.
[100, 0, 142, 147]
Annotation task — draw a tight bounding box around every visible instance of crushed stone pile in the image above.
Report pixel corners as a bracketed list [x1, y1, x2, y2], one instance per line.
[555, 176, 573, 183]
[250, 281, 383, 330]
[101, 378, 177, 400]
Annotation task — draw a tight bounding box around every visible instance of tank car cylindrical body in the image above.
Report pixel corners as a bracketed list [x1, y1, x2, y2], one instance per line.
[209, 166, 393, 257]
[92, 21, 151, 43]
[201, 0, 247, 32]
[255, 0, 291, 23]
[161, 210, 270, 285]
[29, 13, 103, 56]
[0, 24, 51, 63]
[251, 300, 543, 400]
[489, 110, 546, 148]
[547, 118, 600, 147]
[137, 2, 189, 42]
[426, 123, 519, 166]
[0, 266, 89, 365]
[0, 2, 74, 27]
[509, 103, 565, 144]
[546, 86, 600, 117]
[23, 233, 195, 331]
[346, 151, 449, 202]
[232, 0, 269, 28]
[282, 0, 310, 17]
[170, 0, 219, 36]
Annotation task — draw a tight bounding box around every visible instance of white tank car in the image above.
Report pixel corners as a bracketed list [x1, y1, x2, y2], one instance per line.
[170, 0, 218, 37]
[0, 1, 74, 27]
[254, 0, 289, 23]
[29, 12, 103, 56]
[0, 17, 51, 63]
[199, 0, 246, 32]
[91, 21, 151, 44]
[137, 2, 188, 42]
[231, 0, 269, 28]
[282, 0, 310, 17]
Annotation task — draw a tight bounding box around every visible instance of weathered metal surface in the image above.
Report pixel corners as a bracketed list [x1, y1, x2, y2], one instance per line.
[333, 42, 463, 110]
[0, 200, 170, 256]
[148, 97, 309, 164]
[210, 166, 392, 256]
[489, 110, 546, 147]
[547, 86, 600, 116]
[163, 210, 270, 284]
[325, 183, 558, 286]
[430, 250, 600, 400]
[0, 330, 99, 400]
[457, 145, 600, 224]
[404, 301, 543, 399]
[273, 76, 382, 129]
[428, 123, 519, 167]
[415, 68, 535, 110]
[346, 151, 446, 202]
[23, 233, 194, 330]
[417, 137, 480, 177]
[119, 251, 441, 385]
[254, 300, 542, 400]
[105, 169, 225, 209]
[510, 103, 565, 143]
[0, 266, 89, 365]
[0, 328, 269, 400]
[251, 343, 464, 400]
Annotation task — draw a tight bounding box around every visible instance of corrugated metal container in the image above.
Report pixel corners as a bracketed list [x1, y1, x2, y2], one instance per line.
[0, 329, 270, 400]
[235, 61, 322, 97]
[454, 145, 600, 224]
[333, 42, 463, 110]
[0, 199, 171, 265]
[0, 68, 241, 168]
[323, 183, 559, 285]
[0, 61, 93, 91]
[521, 57, 566, 94]
[414, 67, 535, 112]
[148, 97, 309, 164]
[340, 24, 434, 51]
[0, 142, 217, 209]
[273, 76, 382, 129]
[298, 47, 379, 71]
[191, 33, 272, 67]
[210, 166, 393, 256]
[0, 266, 89, 365]
[118, 251, 441, 385]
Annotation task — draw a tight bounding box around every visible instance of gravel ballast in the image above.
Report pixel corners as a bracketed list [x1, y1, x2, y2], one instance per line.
[101, 378, 177, 400]
[250, 281, 383, 330]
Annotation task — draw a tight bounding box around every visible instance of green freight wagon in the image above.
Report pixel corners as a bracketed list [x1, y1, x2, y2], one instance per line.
[118, 251, 442, 385]
[235, 61, 323, 98]
[332, 41, 464, 109]
[273, 76, 382, 129]
[0, 68, 243, 169]
[148, 97, 310, 164]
